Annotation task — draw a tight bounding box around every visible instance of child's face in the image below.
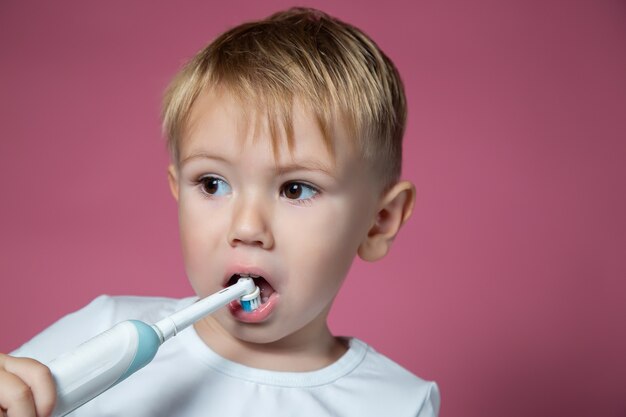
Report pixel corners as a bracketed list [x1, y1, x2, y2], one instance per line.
[169, 88, 383, 346]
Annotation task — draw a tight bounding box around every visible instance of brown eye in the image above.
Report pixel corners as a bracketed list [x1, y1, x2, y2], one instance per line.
[284, 183, 303, 199]
[281, 182, 318, 201]
[199, 176, 230, 196]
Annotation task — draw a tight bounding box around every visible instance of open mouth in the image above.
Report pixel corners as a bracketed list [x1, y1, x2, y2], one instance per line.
[226, 272, 280, 323]
[228, 273, 275, 305]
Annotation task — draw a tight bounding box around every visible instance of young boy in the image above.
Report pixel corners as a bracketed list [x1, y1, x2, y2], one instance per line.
[0, 7, 439, 417]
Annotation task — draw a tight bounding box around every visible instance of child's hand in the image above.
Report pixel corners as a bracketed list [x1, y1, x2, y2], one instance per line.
[0, 353, 56, 417]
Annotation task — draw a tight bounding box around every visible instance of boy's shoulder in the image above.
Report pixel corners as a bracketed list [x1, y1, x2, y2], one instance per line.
[57, 294, 194, 328]
[88, 294, 195, 324]
[12, 294, 194, 362]
[354, 338, 429, 383]
[343, 338, 440, 415]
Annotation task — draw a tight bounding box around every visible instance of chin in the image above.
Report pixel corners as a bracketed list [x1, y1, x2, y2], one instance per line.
[230, 323, 289, 345]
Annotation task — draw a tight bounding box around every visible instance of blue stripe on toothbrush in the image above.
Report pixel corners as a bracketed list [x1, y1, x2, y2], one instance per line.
[241, 299, 254, 312]
[241, 297, 261, 312]
[116, 320, 161, 383]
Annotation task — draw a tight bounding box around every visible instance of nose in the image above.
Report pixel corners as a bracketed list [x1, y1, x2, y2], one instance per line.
[227, 195, 274, 249]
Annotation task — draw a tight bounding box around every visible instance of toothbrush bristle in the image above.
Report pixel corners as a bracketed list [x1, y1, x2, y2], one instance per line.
[240, 285, 261, 312]
[241, 296, 260, 312]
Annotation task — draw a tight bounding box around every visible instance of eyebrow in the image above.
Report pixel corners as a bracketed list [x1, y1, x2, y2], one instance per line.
[180, 152, 227, 166]
[180, 152, 335, 177]
[275, 161, 335, 177]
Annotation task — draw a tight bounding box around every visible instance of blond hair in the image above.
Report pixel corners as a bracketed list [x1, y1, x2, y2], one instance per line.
[162, 7, 406, 187]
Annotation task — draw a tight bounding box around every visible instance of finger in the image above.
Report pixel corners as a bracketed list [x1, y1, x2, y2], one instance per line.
[0, 369, 37, 417]
[3, 357, 56, 417]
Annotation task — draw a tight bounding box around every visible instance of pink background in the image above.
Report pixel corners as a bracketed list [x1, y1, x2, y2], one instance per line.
[1, 1, 625, 416]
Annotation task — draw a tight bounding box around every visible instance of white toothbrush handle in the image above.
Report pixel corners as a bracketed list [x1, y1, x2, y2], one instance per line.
[48, 320, 160, 417]
[46, 278, 258, 416]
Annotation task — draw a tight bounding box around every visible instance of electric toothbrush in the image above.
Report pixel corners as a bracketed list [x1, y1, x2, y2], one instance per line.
[47, 277, 261, 417]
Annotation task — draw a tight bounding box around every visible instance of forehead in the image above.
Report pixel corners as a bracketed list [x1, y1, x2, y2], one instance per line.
[182, 86, 355, 168]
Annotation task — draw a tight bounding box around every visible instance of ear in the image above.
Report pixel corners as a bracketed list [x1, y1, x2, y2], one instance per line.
[167, 164, 180, 202]
[357, 181, 416, 262]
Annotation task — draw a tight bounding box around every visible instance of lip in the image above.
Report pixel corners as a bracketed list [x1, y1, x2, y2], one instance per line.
[223, 265, 276, 288]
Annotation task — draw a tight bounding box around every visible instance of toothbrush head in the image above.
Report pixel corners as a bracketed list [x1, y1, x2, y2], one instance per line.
[239, 285, 261, 312]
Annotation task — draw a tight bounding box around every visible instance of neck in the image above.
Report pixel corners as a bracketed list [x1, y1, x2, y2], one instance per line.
[193, 317, 348, 371]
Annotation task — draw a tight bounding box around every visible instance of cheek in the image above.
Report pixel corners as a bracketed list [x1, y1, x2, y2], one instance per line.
[179, 194, 226, 246]
[303, 198, 370, 254]
[179, 202, 204, 255]
[177, 197, 227, 291]
[278, 201, 367, 285]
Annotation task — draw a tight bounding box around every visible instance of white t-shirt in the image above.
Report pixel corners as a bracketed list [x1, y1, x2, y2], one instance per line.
[13, 295, 440, 417]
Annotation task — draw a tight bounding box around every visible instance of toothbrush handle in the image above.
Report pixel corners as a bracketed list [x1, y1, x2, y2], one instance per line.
[47, 320, 161, 417]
